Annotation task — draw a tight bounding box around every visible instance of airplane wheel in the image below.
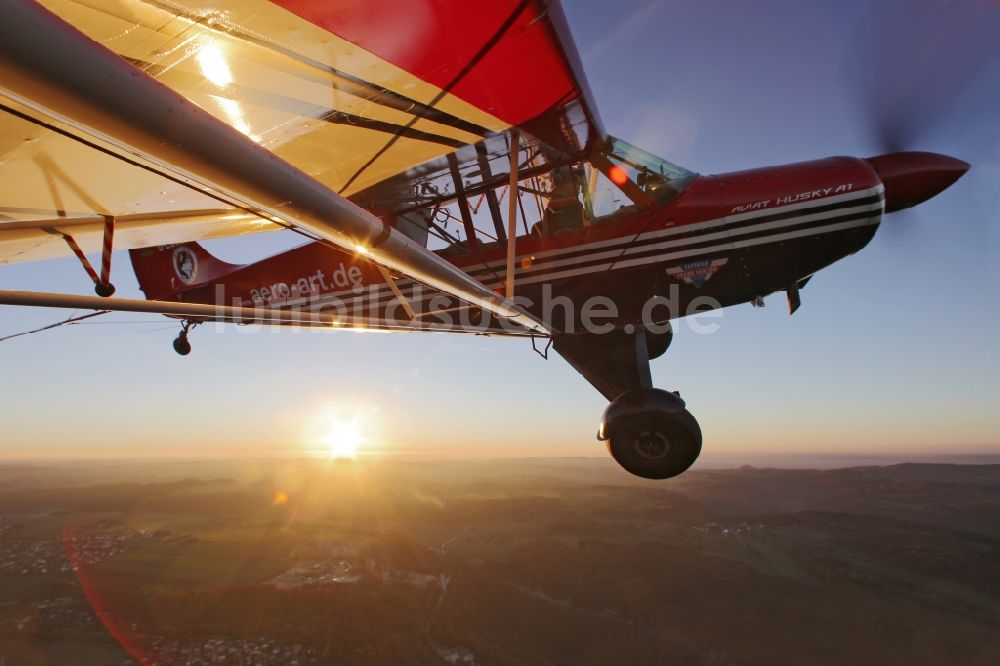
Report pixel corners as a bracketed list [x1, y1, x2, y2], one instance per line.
[172, 333, 191, 356]
[599, 388, 702, 479]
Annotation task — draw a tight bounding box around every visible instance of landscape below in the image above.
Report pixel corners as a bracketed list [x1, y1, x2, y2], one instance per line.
[1, 457, 998, 665]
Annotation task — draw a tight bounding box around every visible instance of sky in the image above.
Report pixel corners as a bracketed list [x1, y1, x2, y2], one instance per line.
[0, 0, 998, 462]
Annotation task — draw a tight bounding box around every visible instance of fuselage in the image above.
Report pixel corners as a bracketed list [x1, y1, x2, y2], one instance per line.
[151, 156, 886, 334]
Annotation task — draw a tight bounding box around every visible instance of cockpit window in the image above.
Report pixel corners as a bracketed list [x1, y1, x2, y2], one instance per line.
[425, 136, 698, 247]
[587, 137, 696, 223]
[606, 136, 697, 205]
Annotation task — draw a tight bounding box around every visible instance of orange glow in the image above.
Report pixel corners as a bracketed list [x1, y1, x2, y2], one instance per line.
[520, 257, 533, 269]
[608, 165, 629, 186]
[273, 490, 289, 505]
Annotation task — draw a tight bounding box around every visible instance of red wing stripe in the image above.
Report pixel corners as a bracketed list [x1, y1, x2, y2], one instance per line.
[270, 0, 579, 127]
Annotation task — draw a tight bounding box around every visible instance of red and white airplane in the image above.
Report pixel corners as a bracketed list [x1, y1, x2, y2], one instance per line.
[0, 1, 969, 478]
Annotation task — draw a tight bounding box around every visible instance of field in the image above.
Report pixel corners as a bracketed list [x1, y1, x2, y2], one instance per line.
[1, 458, 999, 665]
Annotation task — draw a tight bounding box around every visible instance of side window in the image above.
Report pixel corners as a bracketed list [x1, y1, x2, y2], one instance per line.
[588, 166, 635, 221]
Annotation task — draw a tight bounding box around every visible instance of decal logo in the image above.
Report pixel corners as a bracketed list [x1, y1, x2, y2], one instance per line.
[666, 258, 728, 288]
[172, 246, 199, 285]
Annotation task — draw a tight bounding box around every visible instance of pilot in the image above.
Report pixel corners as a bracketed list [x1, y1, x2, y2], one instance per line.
[637, 168, 679, 201]
[543, 165, 584, 234]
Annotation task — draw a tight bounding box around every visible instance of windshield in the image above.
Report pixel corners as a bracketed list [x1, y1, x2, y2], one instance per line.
[607, 136, 697, 204]
[587, 137, 697, 221]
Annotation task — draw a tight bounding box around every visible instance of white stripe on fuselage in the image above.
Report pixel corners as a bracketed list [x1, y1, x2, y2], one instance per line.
[267, 186, 884, 311]
[466, 183, 886, 273]
[489, 198, 885, 279]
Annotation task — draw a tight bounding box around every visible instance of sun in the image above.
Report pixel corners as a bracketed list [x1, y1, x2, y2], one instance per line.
[325, 418, 362, 460]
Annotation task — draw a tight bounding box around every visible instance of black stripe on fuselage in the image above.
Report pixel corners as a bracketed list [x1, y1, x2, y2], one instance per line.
[293, 207, 882, 313]
[457, 193, 885, 282]
[262, 190, 884, 313]
[500, 209, 882, 283]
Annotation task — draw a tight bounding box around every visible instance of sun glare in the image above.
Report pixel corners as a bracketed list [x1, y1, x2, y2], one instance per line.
[325, 419, 363, 460]
[197, 44, 233, 87]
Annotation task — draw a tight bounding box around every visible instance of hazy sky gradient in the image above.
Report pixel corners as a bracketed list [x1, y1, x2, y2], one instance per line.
[1, 0, 998, 459]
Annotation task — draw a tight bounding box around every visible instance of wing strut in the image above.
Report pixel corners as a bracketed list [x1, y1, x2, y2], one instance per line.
[0, 0, 550, 335]
[0, 290, 538, 337]
[60, 216, 116, 297]
[447, 153, 480, 252]
[475, 144, 508, 243]
[376, 266, 416, 320]
[505, 131, 520, 299]
[0, 290, 336, 326]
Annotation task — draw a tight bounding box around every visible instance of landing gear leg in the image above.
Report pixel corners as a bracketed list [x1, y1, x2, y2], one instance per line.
[553, 326, 702, 479]
[173, 321, 193, 356]
[597, 327, 701, 478]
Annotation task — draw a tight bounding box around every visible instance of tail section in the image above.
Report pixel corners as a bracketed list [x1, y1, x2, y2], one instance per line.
[129, 242, 242, 300]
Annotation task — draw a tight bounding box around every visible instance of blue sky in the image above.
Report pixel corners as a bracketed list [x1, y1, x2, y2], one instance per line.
[1, 0, 997, 460]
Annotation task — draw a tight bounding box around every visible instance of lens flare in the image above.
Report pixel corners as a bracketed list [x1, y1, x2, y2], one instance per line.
[608, 165, 629, 186]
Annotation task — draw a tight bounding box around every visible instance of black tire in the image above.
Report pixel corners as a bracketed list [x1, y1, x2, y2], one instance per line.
[605, 408, 701, 479]
[172, 335, 192, 356]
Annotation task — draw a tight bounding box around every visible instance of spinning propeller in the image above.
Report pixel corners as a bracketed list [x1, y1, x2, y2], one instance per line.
[849, 0, 999, 214]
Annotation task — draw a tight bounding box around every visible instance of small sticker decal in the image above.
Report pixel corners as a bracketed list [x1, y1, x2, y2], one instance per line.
[667, 258, 728, 287]
[172, 246, 199, 285]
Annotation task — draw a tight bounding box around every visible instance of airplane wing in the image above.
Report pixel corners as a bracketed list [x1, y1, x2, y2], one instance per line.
[0, 0, 603, 266]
